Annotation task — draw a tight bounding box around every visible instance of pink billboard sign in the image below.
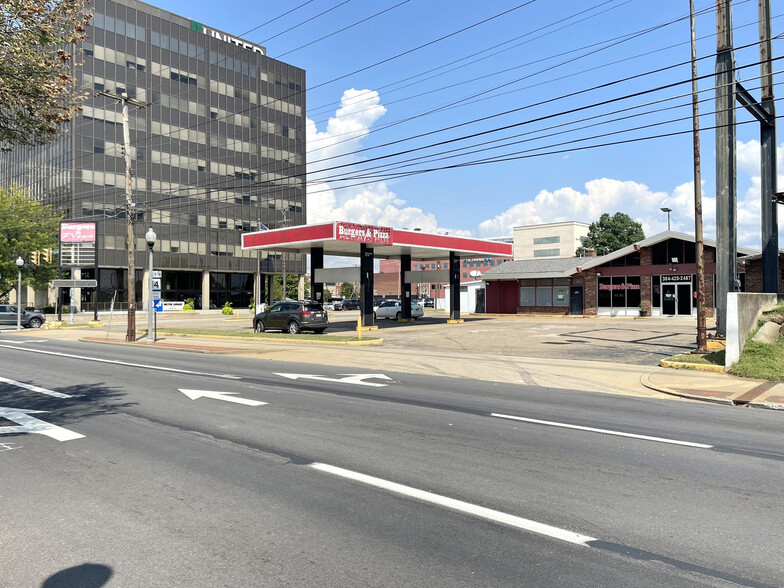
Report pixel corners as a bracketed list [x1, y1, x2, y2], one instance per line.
[335, 222, 392, 245]
[60, 222, 96, 243]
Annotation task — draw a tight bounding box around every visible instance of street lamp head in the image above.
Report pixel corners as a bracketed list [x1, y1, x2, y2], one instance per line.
[660, 207, 672, 213]
[145, 227, 157, 248]
[15, 256, 24, 268]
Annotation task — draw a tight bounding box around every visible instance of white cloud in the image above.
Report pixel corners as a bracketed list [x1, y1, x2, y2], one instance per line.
[306, 89, 467, 236]
[477, 139, 784, 250]
[478, 178, 675, 237]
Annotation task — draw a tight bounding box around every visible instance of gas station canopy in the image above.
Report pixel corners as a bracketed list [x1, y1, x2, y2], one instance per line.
[241, 221, 512, 260]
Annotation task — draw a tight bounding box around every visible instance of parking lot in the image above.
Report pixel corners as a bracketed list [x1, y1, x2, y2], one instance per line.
[128, 309, 701, 367]
[5, 308, 703, 367]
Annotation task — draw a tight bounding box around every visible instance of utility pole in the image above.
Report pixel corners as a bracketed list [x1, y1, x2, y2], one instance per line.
[714, 0, 738, 337]
[758, 0, 778, 292]
[691, 0, 708, 352]
[733, 0, 779, 292]
[97, 91, 150, 342]
[278, 207, 290, 300]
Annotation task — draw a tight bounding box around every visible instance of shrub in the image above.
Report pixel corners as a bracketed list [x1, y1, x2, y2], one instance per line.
[222, 301, 234, 315]
[182, 303, 194, 312]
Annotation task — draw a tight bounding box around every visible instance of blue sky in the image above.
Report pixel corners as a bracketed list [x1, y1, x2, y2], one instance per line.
[153, 0, 783, 250]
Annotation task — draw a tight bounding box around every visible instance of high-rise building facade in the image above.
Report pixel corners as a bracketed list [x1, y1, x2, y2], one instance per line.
[0, 0, 306, 310]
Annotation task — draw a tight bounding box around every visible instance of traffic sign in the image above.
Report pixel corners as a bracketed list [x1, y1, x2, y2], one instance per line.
[152, 278, 161, 291]
[152, 270, 162, 279]
[153, 299, 164, 312]
[153, 290, 162, 301]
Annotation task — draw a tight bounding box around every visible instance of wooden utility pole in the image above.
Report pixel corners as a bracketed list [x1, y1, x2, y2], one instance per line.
[96, 91, 149, 342]
[690, 0, 708, 352]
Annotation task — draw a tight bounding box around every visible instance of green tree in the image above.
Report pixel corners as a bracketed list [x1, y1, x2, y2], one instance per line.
[576, 212, 645, 256]
[340, 282, 355, 299]
[0, 0, 92, 149]
[0, 185, 62, 300]
[273, 274, 301, 300]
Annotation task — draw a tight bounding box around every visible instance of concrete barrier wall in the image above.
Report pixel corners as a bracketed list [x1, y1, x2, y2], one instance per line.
[725, 292, 779, 368]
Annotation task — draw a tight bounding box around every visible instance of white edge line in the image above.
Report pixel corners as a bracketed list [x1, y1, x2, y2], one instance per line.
[491, 413, 713, 449]
[0, 344, 240, 379]
[310, 462, 596, 546]
[0, 375, 72, 398]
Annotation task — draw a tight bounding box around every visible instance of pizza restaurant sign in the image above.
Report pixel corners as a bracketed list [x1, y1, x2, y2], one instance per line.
[336, 222, 392, 245]
[599, 283, 641, 291]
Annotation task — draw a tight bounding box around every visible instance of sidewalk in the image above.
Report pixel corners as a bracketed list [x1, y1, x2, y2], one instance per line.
[4, 321, 782, 410]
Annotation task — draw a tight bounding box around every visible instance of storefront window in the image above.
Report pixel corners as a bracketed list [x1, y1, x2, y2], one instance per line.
[553, 286, 569, 306]
[536, 279, 552, 306]
[611, 277, 626, 308]
[520, 280, 535, 306]
[598, 277, 612, 307]
[626, 276, 641, 307]
[652, 276, 661, 308]
[598, 276, 639, 308]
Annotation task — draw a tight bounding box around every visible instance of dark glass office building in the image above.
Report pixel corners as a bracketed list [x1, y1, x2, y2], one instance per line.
[0, 0, 306, 310]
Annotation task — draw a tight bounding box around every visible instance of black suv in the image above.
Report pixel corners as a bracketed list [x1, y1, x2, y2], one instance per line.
[253, 301, 328, 334]
[0, 305, 46, 328]
[335, 299, 360, 311]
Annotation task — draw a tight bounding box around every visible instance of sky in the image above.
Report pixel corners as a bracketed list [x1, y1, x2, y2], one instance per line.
[152, 0, 784, 252]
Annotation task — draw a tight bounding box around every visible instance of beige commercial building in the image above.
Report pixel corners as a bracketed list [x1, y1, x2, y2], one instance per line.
[513, 221, 589, 260]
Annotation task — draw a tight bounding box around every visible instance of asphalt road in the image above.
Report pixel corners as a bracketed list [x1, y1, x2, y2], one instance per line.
[1, 339, 782, 586]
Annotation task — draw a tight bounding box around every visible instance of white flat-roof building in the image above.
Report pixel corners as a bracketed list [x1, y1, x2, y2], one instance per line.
[513, 221, 589, 260]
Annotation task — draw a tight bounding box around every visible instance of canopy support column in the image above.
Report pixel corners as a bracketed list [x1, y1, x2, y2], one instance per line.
[449, 252, 461, 321]
[360, 244, 375, 327]
[311, 247, 324, 302]
[401, 254, 412, 319]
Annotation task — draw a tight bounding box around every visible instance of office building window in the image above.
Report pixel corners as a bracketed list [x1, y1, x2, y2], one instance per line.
[533, 248, 560, 257]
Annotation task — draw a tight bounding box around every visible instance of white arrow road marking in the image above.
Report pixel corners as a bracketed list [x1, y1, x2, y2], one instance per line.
[0, 376, 72, 399]
[275, 373, 393, 387]
[311, 463, 596, 546]
[178, 389, 267, 406]
[0, 407, 84, 442]
[491, 413, 713, 449]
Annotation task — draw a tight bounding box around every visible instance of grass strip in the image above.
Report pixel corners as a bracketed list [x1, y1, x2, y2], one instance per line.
[664, 350, 725, 367]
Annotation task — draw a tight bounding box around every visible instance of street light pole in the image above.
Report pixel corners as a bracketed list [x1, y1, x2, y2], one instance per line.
[660, 207, 672, 230]
[145, 228, 156, 343]
[15, 256, 23, 331]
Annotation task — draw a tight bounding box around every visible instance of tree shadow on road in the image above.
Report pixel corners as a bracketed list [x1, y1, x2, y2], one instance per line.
[42, 563, 113, 587]
[0, 381, 136, 428]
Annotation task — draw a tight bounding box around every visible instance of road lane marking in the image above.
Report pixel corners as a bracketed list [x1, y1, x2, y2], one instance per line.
[0, 344, 240, 379]
[178, 389, 267, 406]
[276, 373, 393, 387]
[0, 376, 72, 398]
[310, 462, 596, 546]
[0, 407, 84, 441]
[491, 413, 713, 449]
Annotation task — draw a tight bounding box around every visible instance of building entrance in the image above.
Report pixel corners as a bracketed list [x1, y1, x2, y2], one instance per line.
[661, 280, 692, 316]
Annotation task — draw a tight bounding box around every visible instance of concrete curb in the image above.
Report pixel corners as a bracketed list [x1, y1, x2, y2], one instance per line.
[639, 372, 735, 405]
[659, 360, 725, 372]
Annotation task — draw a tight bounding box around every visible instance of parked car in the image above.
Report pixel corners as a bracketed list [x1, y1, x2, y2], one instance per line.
[323, 302, 335, 311]
[253, 301, 328, 334]
[334, 299, 360, 311]
[373, 300, 424, 320]
[424, 297, 435, 308]
[0, 305, 46, 328]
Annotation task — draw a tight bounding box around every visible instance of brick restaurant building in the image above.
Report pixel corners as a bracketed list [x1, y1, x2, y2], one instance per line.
[483, 232, 764, 317]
